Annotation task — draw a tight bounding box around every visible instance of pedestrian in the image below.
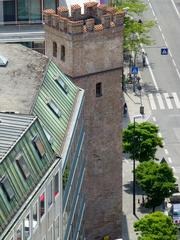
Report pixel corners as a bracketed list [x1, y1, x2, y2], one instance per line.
[123, 103, 127, 115]
[142, 51, 146, 67]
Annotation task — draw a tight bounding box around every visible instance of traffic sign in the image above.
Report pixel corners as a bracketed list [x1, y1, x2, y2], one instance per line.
[131, 66, 138, 74]
[161, 48, 168, 55]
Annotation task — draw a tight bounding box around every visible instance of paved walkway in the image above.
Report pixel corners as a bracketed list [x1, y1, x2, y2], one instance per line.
[122, 61, 159, 240]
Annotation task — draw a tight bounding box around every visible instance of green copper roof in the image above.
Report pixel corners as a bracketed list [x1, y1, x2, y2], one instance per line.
[0, 113, 55, 236]
[32, 60, 79, 154]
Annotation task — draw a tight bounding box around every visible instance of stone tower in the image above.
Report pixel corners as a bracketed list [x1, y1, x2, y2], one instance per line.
[43, 4, 124, 239]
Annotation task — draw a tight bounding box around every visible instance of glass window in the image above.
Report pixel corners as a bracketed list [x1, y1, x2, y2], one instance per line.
[24, 214, 30, 240]
[55, 77, 69, 94]
[96, 82, 102, 97]
[48, 181, 53, 208]
[16, 153, 30, 179]
[32, 136, 45, 159]
[1, 176, 14, 201]
[53, 42, 57, 58]
[30, 0, 41, 21]
[17, 0, 29, 21]
[54, 172, 59, 197]
[33, 202, 38, 230]
[61, 45, 65, 61]
[47, 100, 62, 118]
[40, 193, 45, 218]
[3, 0, 16, 22]
[44, 0, 56, 9]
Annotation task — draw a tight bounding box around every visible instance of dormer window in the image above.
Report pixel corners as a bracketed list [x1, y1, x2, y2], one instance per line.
[55, 77, 69, 94]
[47, 100, 62, 118]
[16, 153, 30, 180]
[32, 136, 45, 159]
[1, 176, 14, 201]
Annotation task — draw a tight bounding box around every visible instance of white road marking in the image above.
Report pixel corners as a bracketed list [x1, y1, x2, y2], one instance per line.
[163, 93, 173, 109]
[164, 148, 169, 155]
[172, 58, 176, 67]
[162, 33, 165, 41]
[148, 94, 157, 110]
[171, 0, 180, 19]
[168, 157, 172, 164]
[169, 49, 173, 57]
[156, 93, 165, 109]
[158, 25, 162, 32]
[172, 92, 180, 108]
[152, 116, 156, 122]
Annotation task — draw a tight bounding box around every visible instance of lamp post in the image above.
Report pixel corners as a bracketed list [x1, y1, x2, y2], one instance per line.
[133, 114, 144, 216]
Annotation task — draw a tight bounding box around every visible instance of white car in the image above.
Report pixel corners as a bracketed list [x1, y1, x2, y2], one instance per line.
[0, 55, 8, 66]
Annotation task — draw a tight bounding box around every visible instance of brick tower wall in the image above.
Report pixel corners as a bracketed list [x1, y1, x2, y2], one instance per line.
[44, 4, 124, 239]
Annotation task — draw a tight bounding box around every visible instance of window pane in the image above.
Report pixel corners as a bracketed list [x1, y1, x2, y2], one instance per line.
[55, 78, 69, 94]
[24, 214, 30, 240]
[16, 153, 30, 179]
[1, 177, 14, 200]
[18, 0, 29, 21]
[44, 0, 56, 9]
[30, 0, 41, 21]
[54, 173, 59, 197]
[33, 136, 45, 158]
[48, 181, 53, 207]
[48, 100, 61, 118]
[33, 203, 38, 230]
[40, 193, 45, 218]
[3, 0, 16, 22]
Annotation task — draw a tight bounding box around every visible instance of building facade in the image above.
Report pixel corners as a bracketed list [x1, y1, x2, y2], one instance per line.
[0, 44, 85, 240]
[44, 3, 124, 239]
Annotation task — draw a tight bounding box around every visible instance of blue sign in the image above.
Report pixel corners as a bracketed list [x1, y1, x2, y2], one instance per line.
[161, 48, 168, 55]
[132, 66, 139, 74]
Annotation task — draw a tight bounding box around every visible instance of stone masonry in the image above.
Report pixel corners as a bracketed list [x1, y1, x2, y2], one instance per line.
[43, 3, 124, 239]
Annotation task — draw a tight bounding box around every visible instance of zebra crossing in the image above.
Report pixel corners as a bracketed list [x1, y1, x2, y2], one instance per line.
[148, 92, 180, 110]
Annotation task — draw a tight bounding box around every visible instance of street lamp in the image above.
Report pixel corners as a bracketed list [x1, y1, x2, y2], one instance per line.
[133, 114, 144, 216]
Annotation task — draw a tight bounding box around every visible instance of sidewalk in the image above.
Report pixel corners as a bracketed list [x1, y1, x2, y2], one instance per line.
[122, 60, 153, 240]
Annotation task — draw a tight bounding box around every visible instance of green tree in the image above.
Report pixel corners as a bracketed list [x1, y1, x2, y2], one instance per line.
[123, 121, 163, 162]
[134, 211, 177, 240]
[136, 161, 176, 211]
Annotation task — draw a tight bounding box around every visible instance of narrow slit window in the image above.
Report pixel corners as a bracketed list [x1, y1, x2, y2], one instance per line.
[16, 153, 30, 180]
[96, 82, 102, 97]
[40, 192, 45, 218]
[53, 41, 57, 58]
[33, 202, 38, 230]
[32, 136, 45, 159]
[47, 100, 62, 118]
[55, 77, 69, 94]
[61, 45, 65, 61]
[54, 172, 59, 197]
[48, 181, 53, 208]
[1, 176, 14, 201]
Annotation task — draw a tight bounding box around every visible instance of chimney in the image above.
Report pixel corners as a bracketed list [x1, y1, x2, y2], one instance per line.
[57, 6, 69, 18]
[71, 4, 81, 20]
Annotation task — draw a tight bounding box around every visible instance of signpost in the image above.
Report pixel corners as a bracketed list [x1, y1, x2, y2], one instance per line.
[131, 66, 139, 74]
[161, 48, 168, 55]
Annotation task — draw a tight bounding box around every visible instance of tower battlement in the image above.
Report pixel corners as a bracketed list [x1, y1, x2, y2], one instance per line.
[43, 2, 124, 34]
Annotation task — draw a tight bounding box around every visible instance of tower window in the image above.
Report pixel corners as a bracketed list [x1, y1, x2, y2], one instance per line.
[61, 45, 65, 61]
[53, 41, 57, 58]
[1, 176, 14, 201]
[96, 82, 102, 97]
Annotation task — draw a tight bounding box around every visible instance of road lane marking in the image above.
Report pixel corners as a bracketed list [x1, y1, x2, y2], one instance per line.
[171, 0, 180, 19]
[156, 93, 165, 109]
[158, 25, 162, 32]
[163, 93, 173, 109]
[172, 92, 180, 108]
[164, 148, 169, 155]
[168, 157, 172, 163]
[148, 93, 157, 110]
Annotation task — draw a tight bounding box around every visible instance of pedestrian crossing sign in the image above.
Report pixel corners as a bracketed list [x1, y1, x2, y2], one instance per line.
[131, 66, 138, 74]
[161, 48, 168, 55]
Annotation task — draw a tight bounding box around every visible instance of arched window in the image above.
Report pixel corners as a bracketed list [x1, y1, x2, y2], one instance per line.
[61, 45, 65, 61]
[96, 82, 102, 97]
[53, 41, 57, 57]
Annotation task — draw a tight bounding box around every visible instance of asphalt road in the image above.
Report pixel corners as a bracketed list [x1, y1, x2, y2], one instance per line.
[141, 0, 180, 185]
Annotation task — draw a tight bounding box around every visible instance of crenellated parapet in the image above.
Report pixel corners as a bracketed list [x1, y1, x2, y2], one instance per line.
[43, 2, 125, 34]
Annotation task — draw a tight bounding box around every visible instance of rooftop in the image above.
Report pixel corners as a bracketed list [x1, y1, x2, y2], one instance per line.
[0, 44, 48, 113]
[0, 113, 36, 161]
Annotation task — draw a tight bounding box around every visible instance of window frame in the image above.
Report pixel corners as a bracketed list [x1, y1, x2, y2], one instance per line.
[47, 180, 53, 209]
[55, 77, 69, 94]
[32, 135, 45, 159]
[0, 176, 14, 201]
[54, 172, 59, 198]
[96, 82, 102, 97]
[32, 201, 38, 233]
[47, 100, 62, 118]
[16, 153, 30, 180]
[39, 191, 46, 221]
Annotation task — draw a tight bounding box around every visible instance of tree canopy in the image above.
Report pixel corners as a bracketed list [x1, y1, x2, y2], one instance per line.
[123, 121, 163, 162]
[134, 211, 177, 240]
[136, 161, 176, 211]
